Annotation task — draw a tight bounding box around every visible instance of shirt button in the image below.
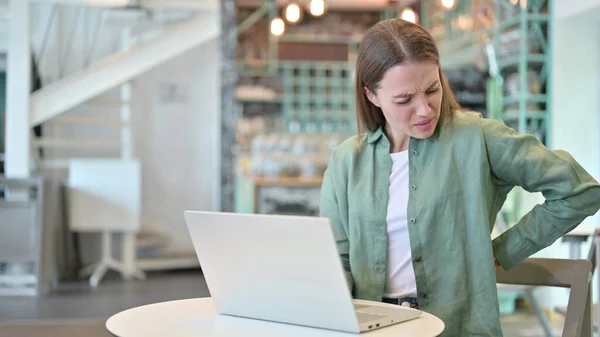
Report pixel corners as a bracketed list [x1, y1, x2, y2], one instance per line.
[412, 150, 418, 156]
[414, 256, 423, 263]
[411, 184, 416, 191]
[421, 293, 427, 299]
[409, 218, 416, 224]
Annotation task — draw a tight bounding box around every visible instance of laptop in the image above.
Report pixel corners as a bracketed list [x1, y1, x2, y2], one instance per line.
[183, 211, 422, 333]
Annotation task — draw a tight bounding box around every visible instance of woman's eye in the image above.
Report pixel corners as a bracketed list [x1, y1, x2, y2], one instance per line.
[426, 87, 440, 94]
[395, 100, 410, 105]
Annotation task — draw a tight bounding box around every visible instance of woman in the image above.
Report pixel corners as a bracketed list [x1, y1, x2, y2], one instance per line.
[319, 18, 600, 336]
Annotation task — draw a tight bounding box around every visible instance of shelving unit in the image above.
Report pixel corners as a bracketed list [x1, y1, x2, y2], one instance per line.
[279, 61, 356, 133]
[421, 0, 551, 146]
[0, 177, 57, 296]
[233, 1, 552, 226]
[490, 0, 551, 146]
[233, 5, 386, 193]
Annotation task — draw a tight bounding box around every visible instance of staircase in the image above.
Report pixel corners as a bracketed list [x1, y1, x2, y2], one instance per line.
[30, 12, 218, 127]
[23, 1, 218, 280]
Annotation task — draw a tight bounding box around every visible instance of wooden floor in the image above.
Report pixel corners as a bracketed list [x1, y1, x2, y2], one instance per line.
[0, 269, 567, 337]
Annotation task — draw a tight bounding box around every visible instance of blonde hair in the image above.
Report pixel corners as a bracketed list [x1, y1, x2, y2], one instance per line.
[355, 19, 461, 134]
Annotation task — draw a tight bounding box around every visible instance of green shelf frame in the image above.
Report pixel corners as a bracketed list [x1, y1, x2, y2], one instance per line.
[278, 61, 357, 134]
[498, 53, 547, 69]
[502, 94, 548, 106]
[502, 111, 547, 122]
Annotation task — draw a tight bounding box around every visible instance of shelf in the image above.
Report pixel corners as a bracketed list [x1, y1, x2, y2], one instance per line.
[0, 287, 36, 296]
[440, 44, 483, 69]
[235, 86, 282, 103]
[496, 14, 550, 32]
[501, 111, 547, 122]
[236, 94, 282, 104]
[498, 54, 547, 69]
[251, 176, 323, 187]
[281, 94, 353, 103]
[503, 94, 547, 106]
[0, 274, 37, 285]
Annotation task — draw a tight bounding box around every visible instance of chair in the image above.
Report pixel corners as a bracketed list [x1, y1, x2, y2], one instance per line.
[555, 229, 600, 332]
[67, 159, 145, 288]
[496, 258, 593, 337]
[582, 229, 600, 331]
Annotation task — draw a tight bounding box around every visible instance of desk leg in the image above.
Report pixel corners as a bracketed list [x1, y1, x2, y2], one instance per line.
[123, 232, 145, 281]
[79, 231, 145, 289]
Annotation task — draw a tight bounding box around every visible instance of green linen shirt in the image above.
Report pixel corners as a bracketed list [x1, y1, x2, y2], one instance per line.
[319, 111, 600, 336]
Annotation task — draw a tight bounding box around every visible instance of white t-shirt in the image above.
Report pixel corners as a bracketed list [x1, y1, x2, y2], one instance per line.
[383, 150, 418, 298]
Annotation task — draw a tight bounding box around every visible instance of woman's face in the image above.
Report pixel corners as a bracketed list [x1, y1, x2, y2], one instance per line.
[365, 61, 443, 141]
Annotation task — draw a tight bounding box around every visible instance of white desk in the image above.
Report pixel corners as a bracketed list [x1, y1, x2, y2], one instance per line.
[106, 297, 445, 337]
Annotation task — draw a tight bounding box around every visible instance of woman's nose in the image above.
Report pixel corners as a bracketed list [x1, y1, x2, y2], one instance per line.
[415, 97, 432, 117]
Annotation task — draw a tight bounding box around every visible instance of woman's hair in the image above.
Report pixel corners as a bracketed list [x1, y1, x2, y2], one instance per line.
[354, 18, 461, 134]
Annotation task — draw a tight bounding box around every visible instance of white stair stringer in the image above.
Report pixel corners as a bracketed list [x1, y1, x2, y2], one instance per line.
[29, 12, 218, 127]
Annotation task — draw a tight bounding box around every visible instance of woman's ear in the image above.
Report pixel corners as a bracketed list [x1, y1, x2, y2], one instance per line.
[364, 87, 380, 108]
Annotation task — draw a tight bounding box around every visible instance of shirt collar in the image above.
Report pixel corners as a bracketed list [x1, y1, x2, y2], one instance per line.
[365, 122, 441, 145]
[365, 126, 384, 144]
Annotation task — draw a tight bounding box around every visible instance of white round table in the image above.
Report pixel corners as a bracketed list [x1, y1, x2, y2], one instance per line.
[106, 297, 444, 337]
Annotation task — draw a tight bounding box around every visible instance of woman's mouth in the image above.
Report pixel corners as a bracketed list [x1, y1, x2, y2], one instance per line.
[414, 118, 434, 130]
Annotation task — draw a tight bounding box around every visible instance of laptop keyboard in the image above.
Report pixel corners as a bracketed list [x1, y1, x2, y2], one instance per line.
[356, 312, 387, 323]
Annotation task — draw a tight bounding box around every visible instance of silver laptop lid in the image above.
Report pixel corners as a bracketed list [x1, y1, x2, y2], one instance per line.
[184, 211, 359, 332]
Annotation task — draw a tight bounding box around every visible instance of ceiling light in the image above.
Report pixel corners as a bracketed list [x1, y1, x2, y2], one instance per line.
[285, 3, 302, 24]
[270, 17, 285, 36]
[441, 0, 455, 10]
[309, 0, 325, 17]
[400, 8, 417, 24]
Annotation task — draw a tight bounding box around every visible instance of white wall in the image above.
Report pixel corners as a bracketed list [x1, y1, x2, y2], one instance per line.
[551, 8, 600, 237]
[57, 41, 221, 263]
[133, 38, 220, 254]
[555, 0, 600, 20]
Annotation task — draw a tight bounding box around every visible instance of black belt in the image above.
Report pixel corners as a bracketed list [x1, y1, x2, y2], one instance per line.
[382, 297, 420, 309]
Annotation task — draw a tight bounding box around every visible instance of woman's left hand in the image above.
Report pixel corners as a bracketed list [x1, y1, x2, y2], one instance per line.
[494, 257, 500, 270]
